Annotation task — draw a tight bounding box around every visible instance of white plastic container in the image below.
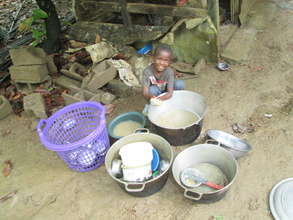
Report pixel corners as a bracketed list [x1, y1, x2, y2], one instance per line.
[119, 142, 153, 182]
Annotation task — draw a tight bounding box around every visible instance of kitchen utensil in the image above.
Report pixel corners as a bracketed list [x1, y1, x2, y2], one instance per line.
[180, 168, 224, 190]
[269, 178, 293, 220]
[105, 131, 174, 197]
[206, 129, 252, 159]
[147, 91, 207, 146]
[172, 144, 238, 203]
[151, 148, 160, 171]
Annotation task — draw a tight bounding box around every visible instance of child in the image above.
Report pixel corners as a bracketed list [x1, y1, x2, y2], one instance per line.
[142, 44, 185, 101]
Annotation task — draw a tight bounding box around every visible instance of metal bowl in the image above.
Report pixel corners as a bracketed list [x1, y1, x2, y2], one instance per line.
[206, 130, 252, 159]
[216, 62, 230, 71]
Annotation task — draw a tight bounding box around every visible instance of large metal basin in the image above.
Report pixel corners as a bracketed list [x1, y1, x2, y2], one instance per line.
[172, 144, 238, 203]
[105, 131, 174, 197]
[148, 91, 207, 146]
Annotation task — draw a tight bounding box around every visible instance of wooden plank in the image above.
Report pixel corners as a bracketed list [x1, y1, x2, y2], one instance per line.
[79, 1, 208, 18]
[118, 0, 133, 27]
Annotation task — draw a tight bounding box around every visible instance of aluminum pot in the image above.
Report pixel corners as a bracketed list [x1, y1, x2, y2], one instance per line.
[105, 130, 174, 197]
[148, 91, 207, 146]
[205, 129, 252, 159]
[172, 144, 238, 203]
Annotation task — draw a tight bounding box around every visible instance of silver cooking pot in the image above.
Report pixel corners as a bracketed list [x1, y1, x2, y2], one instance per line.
[147, 91, 207, 146]
[172, 144, 238, 203]
[105, 130, 174, 197]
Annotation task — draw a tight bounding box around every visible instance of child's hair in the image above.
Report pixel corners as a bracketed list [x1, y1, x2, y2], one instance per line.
[154, 44, 173, 57]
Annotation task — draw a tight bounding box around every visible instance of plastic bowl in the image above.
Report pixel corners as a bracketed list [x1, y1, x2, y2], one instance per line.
[152, 148, 160, 171]
[108, 112, 146, 141]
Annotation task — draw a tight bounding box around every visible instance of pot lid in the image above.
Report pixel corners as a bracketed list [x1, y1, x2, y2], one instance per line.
[206, 129, 252, 152]
[269, 178, 293, 220]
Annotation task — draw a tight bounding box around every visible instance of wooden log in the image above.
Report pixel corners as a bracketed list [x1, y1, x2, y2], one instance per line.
[79, 1, 208, 18]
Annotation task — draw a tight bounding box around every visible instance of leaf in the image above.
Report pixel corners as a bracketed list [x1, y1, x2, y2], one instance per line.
[32, 30, 44, 40]
[30, 40, 39, 47]
[32, 9, 48, 19]
[18, 18, 33, 32]
[2, 160, 13, 177]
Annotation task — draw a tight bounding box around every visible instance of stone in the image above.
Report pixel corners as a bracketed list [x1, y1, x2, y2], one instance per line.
[85, 60, 117, 92]
[0, 96, 12, 120]
[85, 42, 117, 64]
[160, 17, 218, 64]
[53, 76, 81, 90]
[171, 62, 194, 73]
[9, 64, 49, 83]
[193, 58, 206, 75]
[23, 93, 47, 118]
[9, 47, 47, 66]
[107, 79, 133, 97]
[101, 92, 116, 105]
[222, 28, 257, 63]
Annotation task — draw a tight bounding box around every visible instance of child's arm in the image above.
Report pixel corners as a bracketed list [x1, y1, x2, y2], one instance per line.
[156, 86, 173, 100]
[143, 86, 155, 100]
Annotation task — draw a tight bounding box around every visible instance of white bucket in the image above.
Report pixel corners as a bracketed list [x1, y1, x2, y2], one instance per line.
[119, 142, 153, 182]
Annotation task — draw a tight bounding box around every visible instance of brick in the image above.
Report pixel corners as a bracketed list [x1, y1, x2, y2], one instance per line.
[9, 64, 49, 83]
[23, 93, 47, 119]
[9, 47, 47, 66]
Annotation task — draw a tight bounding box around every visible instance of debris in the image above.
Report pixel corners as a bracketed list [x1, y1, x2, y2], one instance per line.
[0, 95, 12, 119]
[101, 92, 116, 105]
[61, 62, 85, 81]
[23, 93, 47, 118]
[105, 104, 116, 115]
[9, 47, 47, 66]
[53, 76, 81, 90]
[129, 55, 152, 83]
[264, 113, 273, 118]
[69, 40, 87, 49]
[1, 129, 11, 137]
[232, 123, 255, 134]
[46, 55, 58, 74]
[85, 42, 117, 64]
[0, 190, 17, 202]
[108, 59, 140, 87]
[107, 79, 133, 97]
[84, 60, 117, 92]
[9, 65, 49, 84]
[2, 160, 13, 177]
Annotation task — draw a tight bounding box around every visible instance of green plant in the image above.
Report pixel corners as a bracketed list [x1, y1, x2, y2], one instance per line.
[19, 9, 48, 46]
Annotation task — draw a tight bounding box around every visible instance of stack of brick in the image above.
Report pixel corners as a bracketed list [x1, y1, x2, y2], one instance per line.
[9, 47, 57, 84]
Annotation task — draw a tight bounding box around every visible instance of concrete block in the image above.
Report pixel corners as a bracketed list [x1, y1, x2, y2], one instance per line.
[107, 79, 132, 97]
[23, 93, 47, 118]
[0, 96, 12, 119]
[86, 61, 117, 92]
[9, 64, 49, 83]
[62, 92, 83, 105]
[61, 69, 83, 81]
[53, 76, 81, 90]
[9, 47, 47, 66]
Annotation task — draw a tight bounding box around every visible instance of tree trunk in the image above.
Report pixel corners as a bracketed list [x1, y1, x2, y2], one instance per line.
[36, 0, 61, 54]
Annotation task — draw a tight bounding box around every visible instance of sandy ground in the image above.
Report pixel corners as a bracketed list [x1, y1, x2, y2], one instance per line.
[1, 1, 293, 219]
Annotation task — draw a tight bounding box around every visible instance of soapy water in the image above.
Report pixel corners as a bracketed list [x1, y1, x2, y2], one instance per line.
[113, 120, 142, 137]
[152, 109, 199, 129]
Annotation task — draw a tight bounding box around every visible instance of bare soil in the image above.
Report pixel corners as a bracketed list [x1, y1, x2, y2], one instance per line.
[1, 1, 293, 219]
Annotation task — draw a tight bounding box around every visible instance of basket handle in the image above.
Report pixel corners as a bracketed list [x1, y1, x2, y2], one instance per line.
[184, 189, 203, 201]
[37, 119, 47, 136]
[125, 182, 146, 192]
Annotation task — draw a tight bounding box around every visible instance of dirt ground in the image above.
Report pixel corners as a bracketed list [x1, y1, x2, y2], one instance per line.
[1, 1, 293, 219]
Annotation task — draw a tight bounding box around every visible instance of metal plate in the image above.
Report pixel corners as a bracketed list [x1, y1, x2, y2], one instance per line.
[269, 178, 293, 220]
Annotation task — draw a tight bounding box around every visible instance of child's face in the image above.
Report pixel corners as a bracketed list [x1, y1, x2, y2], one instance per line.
[153, 50, 171, 73]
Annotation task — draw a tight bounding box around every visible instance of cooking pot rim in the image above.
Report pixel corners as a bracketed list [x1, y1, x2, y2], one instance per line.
[105, 132, 174, 185]
[172, 144, 239, 194]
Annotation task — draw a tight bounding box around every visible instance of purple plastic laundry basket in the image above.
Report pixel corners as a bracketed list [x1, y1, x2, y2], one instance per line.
[37, 101, 110, 172]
